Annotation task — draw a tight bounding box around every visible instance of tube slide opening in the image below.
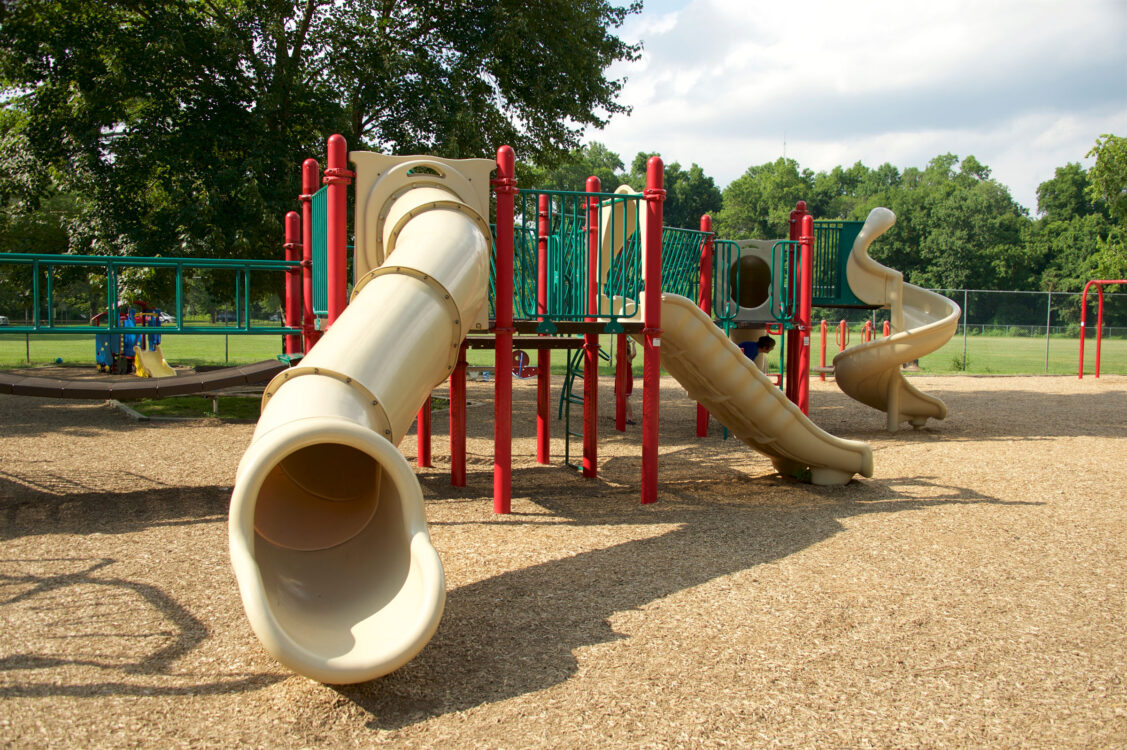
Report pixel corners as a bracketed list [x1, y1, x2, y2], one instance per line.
[254, 442, 382, 551]
[730, 255, 771, 309]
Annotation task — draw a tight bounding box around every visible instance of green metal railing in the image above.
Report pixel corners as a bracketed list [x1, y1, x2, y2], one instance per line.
[662, 227, 710, 303]
[311, 185, 329, 317]
[0, 252, 301, 335]
[811, 220, 865, 307]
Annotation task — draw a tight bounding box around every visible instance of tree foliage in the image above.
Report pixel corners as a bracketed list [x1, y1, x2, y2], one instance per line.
[0, 0, 641, 264]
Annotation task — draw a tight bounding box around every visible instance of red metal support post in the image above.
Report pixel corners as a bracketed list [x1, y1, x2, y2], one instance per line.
[615, 333, 627, 432]
[882, 319, 891, 338]
[582, 175, 601, 478]
[492, 146, 517, 513]
[641, 157, 665, 504]
[696, 214, 714, 437]
[795, 213, 814, 415]
[1080, 279, 1127, 378]
[417, 396, 432, 468]
[785, 201, 808, 405]
[299, 158, 319, 352]
[536, 193, 551, 464]
[819, 319, 828, 381]
[283, 211, 302, 355]
[451, 342, 468, 486]
[323, 135, 352, 328]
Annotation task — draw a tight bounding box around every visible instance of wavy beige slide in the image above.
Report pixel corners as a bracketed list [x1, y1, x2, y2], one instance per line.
[647, 293, 872, 485]
[228, 152, 494, 684]
[833, 208, 961, 431]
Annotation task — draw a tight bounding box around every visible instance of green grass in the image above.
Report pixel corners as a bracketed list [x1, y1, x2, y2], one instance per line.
[4, 329, 1123, 377]
[128, 395, 261, 420]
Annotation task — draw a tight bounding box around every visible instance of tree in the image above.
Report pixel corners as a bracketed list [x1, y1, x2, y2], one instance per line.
[622, 153, 721, 230]
[521, 142, 626, 192]
[0, 0, 641, 274]
[1036, 163, 1102, 223]
[715, 158, 812, 239]
[1085, 134, 1127, 279]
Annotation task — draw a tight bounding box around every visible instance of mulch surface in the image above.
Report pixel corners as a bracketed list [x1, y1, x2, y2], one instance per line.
[1, 374, 1125, 748]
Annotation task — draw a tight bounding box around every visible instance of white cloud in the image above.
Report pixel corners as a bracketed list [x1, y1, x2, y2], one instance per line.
[591, 0, 1127, 212]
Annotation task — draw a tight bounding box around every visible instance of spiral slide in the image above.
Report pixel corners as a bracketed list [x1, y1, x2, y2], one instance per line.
[832, 208, 961, 431]
[228, 152, 494, 684]
[646, 293, 873, 485]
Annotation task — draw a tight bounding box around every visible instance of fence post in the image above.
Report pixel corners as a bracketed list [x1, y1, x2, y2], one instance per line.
[1045, 291, 1052, 373]
[962, 289, 969, 371]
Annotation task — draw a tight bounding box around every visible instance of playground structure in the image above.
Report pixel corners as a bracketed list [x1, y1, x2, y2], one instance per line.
[91, 301, 175, 377]
[223, 135, 965, 685]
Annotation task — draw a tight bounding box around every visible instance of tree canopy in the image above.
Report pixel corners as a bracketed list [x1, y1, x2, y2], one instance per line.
[0, 0, 641, 261]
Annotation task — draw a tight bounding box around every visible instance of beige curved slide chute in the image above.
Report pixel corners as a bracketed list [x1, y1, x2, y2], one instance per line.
[644, 293, 872, 485]
[833, 208, 961, 431]
[229, 152, 494, 684]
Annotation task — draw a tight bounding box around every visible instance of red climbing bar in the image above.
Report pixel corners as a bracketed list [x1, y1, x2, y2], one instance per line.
[583, 175, 601, 478]
[1080, 279, 1127, 378]
[615, 332, 628, 432]
[283, 211, 302, 355]
[696, 214, 714, 437]
[324, 135, 352, 327]
[451, 342, 468, 486]
[642, 157, 665, 504]
[492, 146, 517, 513]
[299, 158, 319, 352]
[536, 193, 551, 464]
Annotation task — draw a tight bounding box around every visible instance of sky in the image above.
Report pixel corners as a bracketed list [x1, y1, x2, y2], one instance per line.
[588, 0, 1127, 213]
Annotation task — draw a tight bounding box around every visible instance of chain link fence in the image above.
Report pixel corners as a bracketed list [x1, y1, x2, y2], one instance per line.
[813, 289, 1127, 375]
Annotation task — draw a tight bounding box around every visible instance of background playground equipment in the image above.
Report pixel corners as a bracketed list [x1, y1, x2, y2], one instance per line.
[92, 301, 165, 375]
[1078, 279, 1127, 379]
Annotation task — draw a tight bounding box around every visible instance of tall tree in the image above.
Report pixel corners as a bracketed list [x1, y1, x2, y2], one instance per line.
[0, 0, 641, 264]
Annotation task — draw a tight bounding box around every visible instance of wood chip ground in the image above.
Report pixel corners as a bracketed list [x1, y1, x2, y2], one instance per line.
[1, 374, 1125, 748]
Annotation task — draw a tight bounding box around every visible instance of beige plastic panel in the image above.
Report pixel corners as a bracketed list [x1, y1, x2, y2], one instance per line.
[229, 153, 492, 684]
[833, 208, 961, 431]
[637, 293, 872, 485]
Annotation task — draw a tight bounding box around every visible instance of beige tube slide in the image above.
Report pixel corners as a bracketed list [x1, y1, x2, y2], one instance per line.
[647, 293, 873, 485]
[833, 208, 961, 430]
[228, 153, 494, 684]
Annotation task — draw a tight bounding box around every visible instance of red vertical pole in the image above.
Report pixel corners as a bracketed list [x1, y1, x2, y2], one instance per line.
[785, 201, 807, 405]
[283, 211, 302, 355]
[615, 332, 627, 432]
[582, 175, 601, 478]
[536, 194, 551, 464]
[796, 214, 814, 415]
[696, 214, 714, 437]
[1096, 285, 1105, 378]
[324, 135, 352, 327]
[819, 319, 827, 381]
[1079, 280, 1090, 378]
[492, 146, 517, 513]
[299, 158, 319, 352]
[862, 320, 872, 343]
[417, 396, 432, 468]
[883, 319, 891, 337]
[641, 157, 665, 505]
[451, 342, 467, 486]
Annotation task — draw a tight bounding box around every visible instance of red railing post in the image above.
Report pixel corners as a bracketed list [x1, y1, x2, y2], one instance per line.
[492, 146, 517, 513]
[582, 175, 601, 478]
[819, 319, 828, 381]
[283, 211, 302, 355]
[1096, 285, 1105, 378]
[323, 135, 352, 327]
[641, 157, 665, 504]
[696, 214, 714, 437]
[451, 342, 467, 486]
[796, 213, 814, 415]
[299, 158, 319, 352]
[838, 319, 849, 352]
[536, 193, 551, 463]
[863, 319, 873, 343]
[882, 319, 891, 338]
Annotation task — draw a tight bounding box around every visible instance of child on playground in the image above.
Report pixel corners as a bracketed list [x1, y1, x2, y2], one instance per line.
[738, 335, 775, 368]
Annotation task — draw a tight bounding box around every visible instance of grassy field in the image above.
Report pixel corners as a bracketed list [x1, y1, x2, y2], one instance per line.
[3, 329, 1123, 376]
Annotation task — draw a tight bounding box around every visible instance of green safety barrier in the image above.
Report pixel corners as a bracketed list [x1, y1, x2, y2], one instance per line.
[311, 185, 329, 318]
[0, 252, 301, 336]
[811, 220, 866, 307]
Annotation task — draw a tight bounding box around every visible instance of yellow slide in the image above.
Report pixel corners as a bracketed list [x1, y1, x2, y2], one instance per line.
[833, 208, 961, 430]
[133, 345, 175, 378]
[647, 293, 873, 485]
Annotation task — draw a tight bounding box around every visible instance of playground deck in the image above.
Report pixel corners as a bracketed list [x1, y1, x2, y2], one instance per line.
[1, 374, 1125, 748]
